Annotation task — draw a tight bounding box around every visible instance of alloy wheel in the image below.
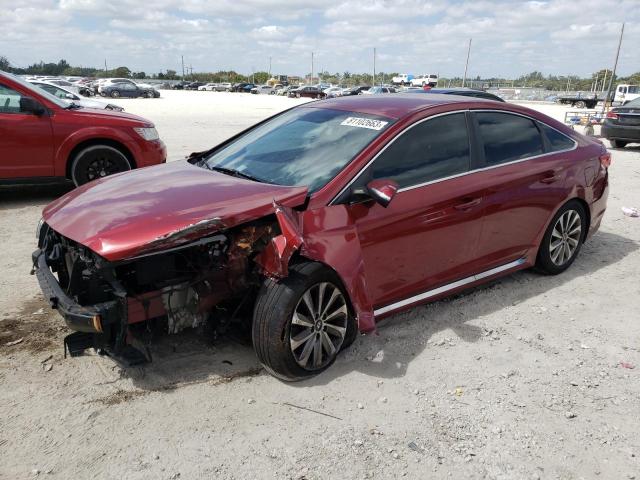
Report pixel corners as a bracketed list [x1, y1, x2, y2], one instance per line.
[86, 157, 120, 181]
[289, 282, 348, 370]
[549, 209, 582, 266]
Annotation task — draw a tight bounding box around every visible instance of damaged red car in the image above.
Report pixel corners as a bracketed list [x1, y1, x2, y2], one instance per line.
[33, 95, 609, 380]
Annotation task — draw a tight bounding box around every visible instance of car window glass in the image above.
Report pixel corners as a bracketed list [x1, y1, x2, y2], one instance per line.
[476, 112, 544, 165]
[538, 123, 575, 152]
[370, 113, 470, 188]
[0, 83, 24, 114]
[628, 86, 639, 94]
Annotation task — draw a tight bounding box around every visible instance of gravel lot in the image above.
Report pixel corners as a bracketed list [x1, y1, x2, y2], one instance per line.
[1, 91, 639, 480]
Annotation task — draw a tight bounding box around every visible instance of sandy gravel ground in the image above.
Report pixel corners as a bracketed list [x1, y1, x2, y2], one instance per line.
[1, 91, 639, 480]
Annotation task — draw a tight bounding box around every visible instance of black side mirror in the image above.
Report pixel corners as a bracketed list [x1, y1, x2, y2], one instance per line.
[20, 97, 46, 116]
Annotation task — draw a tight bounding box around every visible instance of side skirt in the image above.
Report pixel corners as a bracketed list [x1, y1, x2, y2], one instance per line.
[374, 258, 527, 317]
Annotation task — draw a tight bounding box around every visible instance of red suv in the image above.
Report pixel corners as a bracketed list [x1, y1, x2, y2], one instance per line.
[33, 95, 609, 380]
[0, 71, 166, 185]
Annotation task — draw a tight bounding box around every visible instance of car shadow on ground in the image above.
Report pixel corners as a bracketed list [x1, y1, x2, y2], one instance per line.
[0, 182, 74, 209]
[122, 229, 638, 391]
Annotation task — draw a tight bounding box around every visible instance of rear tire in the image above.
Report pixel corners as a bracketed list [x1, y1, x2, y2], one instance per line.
[252, 262, 356, 381]
[535, 200, 587, 275]
[71, 145, 131, 186]
[611, 139, 627, 148]
[575, 100, 586, 108]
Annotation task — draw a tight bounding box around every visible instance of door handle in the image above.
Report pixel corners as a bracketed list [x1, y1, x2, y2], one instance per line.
[540, 171, 560, 184]
[454, 198, 482, 211]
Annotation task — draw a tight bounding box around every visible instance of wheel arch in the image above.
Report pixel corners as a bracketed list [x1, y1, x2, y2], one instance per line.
[533, 196, 591, 260]
[65, 138, 136, 180]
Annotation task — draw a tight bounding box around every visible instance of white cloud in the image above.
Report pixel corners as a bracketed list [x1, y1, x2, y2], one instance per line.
[0, 0, 638, 78]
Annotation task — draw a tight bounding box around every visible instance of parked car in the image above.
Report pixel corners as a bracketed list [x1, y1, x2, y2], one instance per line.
[410, 74, 439, 87]
[391, 74, 414, 85]
[100, 83, 160, 98]
[614, 84, 640, 105]
[215, 82, 232, 92]
[198, 83, 218, 91]
[171, 81, 188, 90]
[32, 94, 609, 380]
[231, 83, 253, 92]
[341, 86, 370, 96]
[288, 86, 325, 99]
[251, 85, 275, 95]
[601, 96, 640, 148]
[408, 87, 505, 102]
[323, 87, 343, 98]
[28, 80, 124, 111]
[97, 78, 154, 94]
[277, 85, 297, 96]
[0, 71, 166, 186]
[185, 82, 205, 90]
[45, 79, 80, 94]
[362, 86, 397, 95]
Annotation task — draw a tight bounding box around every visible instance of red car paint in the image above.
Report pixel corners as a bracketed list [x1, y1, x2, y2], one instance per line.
[40, 94, 609, 334]
[0, 71, 166, 181]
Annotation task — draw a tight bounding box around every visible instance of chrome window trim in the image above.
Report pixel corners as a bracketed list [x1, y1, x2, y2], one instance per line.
[374, 257, 526, 317]
[329, 108, 577, 204]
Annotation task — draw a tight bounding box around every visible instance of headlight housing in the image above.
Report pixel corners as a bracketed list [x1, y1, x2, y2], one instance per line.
[133, 127, 159, 141]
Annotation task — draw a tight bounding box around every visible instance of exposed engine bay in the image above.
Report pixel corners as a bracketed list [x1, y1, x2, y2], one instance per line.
[34, 218, 282, 364]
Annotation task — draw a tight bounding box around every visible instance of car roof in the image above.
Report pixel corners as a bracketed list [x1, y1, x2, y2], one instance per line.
[305, 94, 484, 119]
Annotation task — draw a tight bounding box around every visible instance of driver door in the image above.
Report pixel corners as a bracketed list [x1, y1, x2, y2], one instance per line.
[0, 83, 54, 179]
[340, 111, 486, 309]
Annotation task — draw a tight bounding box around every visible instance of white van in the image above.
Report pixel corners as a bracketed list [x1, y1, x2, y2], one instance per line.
[614, 84, 640, 105]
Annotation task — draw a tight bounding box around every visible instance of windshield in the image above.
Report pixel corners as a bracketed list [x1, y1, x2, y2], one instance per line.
[0, 72, 69, 108]
[203, 107, 393, 193]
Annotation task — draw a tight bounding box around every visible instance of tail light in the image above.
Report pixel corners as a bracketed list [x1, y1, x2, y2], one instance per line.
[599, 152, 612, 168]
[606, 111, 618, 119]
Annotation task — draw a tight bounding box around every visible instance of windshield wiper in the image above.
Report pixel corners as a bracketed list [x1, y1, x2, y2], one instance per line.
[65, 102, 82, 109]
[207, 165, 265, 183]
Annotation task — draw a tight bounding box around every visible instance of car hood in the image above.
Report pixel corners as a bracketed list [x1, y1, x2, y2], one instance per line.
[42, 161, 308, 261]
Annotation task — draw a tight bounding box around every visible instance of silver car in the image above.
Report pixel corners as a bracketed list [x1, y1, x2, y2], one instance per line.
[29, 81, 124, 111]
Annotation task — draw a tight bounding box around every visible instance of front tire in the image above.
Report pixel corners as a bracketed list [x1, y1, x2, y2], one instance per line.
[611, 139, 627, 148]
[110, 90, 120, 98]
[71, 145, 131, 186]
[575, 100, 586, 108]
[252, 262, 356, 381]
[535, 200, 587, 275]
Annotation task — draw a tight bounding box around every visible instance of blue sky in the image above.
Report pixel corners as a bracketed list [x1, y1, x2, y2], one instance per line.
[1, 0, 638, 78]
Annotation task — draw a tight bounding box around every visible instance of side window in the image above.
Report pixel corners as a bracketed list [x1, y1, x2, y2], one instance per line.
[475, 112, 544, 166]
[538, 123, 575, 152]
[629, 86, 639, 94]
[0, 83, 24, 114]
[370, 113, 470, 188]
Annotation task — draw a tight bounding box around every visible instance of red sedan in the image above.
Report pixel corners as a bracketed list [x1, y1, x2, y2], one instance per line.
[33, 94, 609, 380]
[0, 71, 166, 185]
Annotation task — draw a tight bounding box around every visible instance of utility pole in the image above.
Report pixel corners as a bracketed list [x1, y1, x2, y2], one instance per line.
[462, 38, 472, 88]
[373, 47, 376, 86]
[104, 59, 107, 72]
[601, 69, 608, 93]
[181, 55, 185, 80]
[269, 56, 272, 78]
[603, 22, 624, 112]
[311, 52, 314, 85]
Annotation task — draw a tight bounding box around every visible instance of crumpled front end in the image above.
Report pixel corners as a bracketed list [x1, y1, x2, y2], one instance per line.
[32, 218, 279, 364]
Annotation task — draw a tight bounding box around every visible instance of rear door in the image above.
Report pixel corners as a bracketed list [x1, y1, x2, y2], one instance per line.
[339, 111, 486, 308]
[470, 111, 575, 269]
[0, 82, 54, 179]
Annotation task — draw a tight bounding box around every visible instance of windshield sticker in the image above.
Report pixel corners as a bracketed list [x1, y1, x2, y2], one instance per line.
[340, 117, 388, 131]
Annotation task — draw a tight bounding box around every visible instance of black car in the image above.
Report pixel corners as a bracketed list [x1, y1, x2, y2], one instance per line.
[408, 87, 505, 102]
[171, 81, 188, 90]
[342, 86, 371, 96]
[231, 83, 255, 92]
[185, 82, 205, 90]
[602, 97, 640, 148]
[101, 83, 160, 98]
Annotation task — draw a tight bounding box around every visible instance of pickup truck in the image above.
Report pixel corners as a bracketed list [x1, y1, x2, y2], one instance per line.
[391, 74, 414, 85]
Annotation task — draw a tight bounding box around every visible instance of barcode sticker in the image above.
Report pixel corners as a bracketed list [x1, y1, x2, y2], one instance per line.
[340, 117, 388, 130]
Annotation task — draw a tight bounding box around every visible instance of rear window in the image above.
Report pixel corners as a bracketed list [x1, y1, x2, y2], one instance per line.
[476, 112, 544, 166]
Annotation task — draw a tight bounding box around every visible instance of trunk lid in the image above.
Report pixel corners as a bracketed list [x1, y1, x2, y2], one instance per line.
[43, 161, 308, 261]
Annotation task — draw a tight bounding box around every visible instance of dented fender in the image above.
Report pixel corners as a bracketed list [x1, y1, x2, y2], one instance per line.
[256, 202, 376, 334]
